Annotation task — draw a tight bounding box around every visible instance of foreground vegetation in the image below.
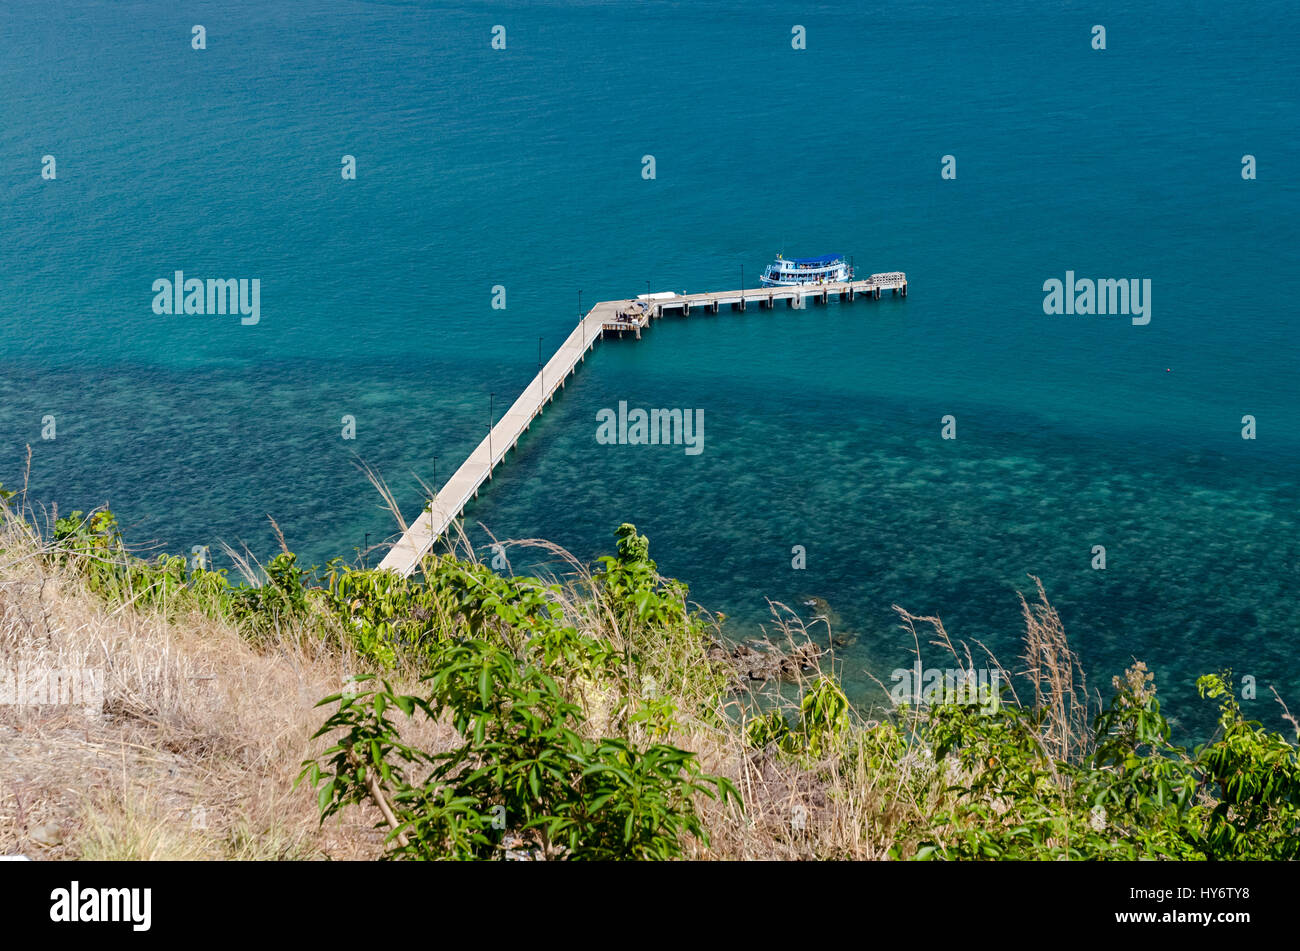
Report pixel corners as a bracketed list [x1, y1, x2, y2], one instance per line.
[3, 482, 1299, 860]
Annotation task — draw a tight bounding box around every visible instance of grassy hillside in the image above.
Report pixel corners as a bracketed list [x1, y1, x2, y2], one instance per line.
[2, 480, 1297, 860]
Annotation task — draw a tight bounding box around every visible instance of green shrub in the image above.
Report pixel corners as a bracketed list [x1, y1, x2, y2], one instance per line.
[51, 508, 235, 619]
[300, 656, 737, 860]
[897, 665, 1300, 860]
[743, 677, 850, 759]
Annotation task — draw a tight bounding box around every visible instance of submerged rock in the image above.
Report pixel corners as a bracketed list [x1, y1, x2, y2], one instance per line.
[798, 594, 859, 650]
[708, 639, 824, 689]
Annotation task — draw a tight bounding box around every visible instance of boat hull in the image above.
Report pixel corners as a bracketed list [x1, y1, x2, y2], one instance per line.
[759, 276, 846, 287]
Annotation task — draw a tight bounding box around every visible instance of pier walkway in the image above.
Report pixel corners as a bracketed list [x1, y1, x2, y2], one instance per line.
[377, 273, 906, 575]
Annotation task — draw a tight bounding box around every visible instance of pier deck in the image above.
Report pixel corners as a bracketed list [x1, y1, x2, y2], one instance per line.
[377, 273, 906, 575]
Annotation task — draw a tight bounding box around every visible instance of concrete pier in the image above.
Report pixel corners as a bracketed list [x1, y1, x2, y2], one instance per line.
[377, 272, 906, 576]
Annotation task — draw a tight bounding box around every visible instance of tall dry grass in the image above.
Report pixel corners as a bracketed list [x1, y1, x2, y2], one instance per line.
[0, 494, 451, 860]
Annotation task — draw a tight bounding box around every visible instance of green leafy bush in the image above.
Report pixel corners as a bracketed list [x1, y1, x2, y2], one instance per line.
[300, 642, 737, 859]
[744, 677, 850, 759]
[51, 508, 235, 619]
[897, 665, 1300, 860]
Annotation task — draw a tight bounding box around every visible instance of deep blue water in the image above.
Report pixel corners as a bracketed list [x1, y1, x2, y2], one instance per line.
[2, 1, 1297, 735]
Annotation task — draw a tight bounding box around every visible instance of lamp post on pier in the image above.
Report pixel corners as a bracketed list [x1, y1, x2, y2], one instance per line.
[488, 392, 494, 479]
[427, 456, 436, 525]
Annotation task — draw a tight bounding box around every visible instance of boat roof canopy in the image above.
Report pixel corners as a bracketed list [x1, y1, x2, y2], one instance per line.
[783, 254, 843, 265]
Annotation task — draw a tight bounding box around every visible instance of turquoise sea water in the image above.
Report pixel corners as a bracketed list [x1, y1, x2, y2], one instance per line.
[2, 1, 1297, 735]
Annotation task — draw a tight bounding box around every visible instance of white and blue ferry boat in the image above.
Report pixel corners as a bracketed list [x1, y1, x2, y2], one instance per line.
[759, 253, 853, 287]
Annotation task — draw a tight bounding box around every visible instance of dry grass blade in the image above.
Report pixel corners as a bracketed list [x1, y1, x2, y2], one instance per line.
[354, 455, 407, 535]
[1018, 574, 1091, 763]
